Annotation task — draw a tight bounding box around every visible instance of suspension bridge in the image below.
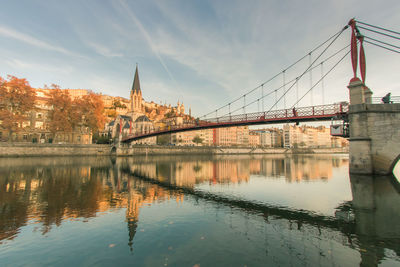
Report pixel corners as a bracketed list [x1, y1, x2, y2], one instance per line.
[118, 19, 400, 175]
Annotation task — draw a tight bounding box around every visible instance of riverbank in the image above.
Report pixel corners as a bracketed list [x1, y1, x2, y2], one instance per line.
[119, 145, 348, 156]
[0, 143, 348, 157]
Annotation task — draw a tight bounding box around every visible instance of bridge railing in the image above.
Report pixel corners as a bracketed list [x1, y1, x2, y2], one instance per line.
[204, 103, 348, 124]
[371, 96, 400, 104]
[122, 103, 348, 141]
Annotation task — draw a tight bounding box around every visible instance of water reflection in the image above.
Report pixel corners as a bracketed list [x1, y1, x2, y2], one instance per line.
[0, 155, 399, 266]
[123, 154, 348, 186]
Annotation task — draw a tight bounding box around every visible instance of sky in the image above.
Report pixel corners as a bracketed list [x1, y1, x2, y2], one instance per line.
[0, 0, 399, 119]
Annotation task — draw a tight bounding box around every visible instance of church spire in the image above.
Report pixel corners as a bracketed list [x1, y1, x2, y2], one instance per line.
[131, 64, 141, 94]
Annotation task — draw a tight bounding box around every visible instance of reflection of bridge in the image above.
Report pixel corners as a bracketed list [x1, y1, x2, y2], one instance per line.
[119, 161, 400, 264]
[116, 19, 400, 175]
[119, 164, 355, 234]
[121, 104, 348, 142]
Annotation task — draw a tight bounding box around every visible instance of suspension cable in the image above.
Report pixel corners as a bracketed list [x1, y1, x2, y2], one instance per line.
[291, 50, 350, 108]
[261, 84, 264, 112]
[296, 77, 299, 108]
[200, 26, 348, 119]
[224, 80, 297, 116]
[356, 20, 400, 36]
[357, 26, 400, 41]
[309, 53, 313, 105]
[283, 70, 286, 109]
[215, 44, 350, 118]
[267, 25, 348, 112]
[364, 40, 400, 54]
[364, 36, 400, 50]
[321, 62, 325, 105]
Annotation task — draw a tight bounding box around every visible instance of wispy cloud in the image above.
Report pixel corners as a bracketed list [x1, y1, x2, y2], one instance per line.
[116, 0, 183, 98]
[0, 25, 82, 58]
[85, 41, 124, 58]
[5, 58, 74, 74]
[144, 2, 265, 96]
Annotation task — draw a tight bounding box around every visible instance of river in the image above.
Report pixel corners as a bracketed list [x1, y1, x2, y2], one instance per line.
[0, 155, 399, 266]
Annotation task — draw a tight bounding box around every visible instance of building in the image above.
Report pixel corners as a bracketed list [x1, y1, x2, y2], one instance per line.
[250, 128, 283, 148]
[283, 124, 348, 148]
[249, 132, 260, 147]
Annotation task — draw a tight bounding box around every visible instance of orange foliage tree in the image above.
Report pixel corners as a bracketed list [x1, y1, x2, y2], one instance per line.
[77, 92, 105, 133]
[46, 85, 80, 134]
[46, 86, 105, 137]
[0, 76, 36, 140]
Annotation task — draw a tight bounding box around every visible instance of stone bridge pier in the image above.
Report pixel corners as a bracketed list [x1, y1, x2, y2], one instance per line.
[348, 79, 400, 174]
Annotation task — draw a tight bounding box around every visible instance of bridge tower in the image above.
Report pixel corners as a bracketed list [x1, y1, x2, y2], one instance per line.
[347, 20, 400, 174]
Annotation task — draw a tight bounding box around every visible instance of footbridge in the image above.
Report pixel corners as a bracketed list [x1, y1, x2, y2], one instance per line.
[117, 19, 400, 174]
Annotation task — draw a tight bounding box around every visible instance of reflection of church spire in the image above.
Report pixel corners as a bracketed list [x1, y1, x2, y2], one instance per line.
[126, 178, 141, 252]
[127, 218, 138, 252]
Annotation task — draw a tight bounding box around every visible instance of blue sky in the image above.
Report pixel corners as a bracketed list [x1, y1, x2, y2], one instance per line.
[1, 0, 399, 118]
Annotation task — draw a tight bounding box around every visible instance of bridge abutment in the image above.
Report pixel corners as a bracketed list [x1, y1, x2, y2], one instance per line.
[348, 80, 400, 174]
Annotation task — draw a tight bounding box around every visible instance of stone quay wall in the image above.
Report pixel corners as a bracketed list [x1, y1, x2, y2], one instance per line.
[0, 143, 348, 157]
[0, 143, 112, 157]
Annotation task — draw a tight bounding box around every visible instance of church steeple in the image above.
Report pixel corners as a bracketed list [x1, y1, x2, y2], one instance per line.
[131, 64, 141, 94]
[130, 64, 143, 114]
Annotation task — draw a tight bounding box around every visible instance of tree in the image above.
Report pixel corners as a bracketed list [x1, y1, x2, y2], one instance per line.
[0, 76, 36, 140]
[164, 110, 176, 118]
[192, 135, 203, 146]
[112, 100, 127, 109]
[105, 109, 117, 119]
[46, 85, 79, 134]
[78, 92, 105, 133]
[157, 134, 170, 145]
[47, 87, 105, 141]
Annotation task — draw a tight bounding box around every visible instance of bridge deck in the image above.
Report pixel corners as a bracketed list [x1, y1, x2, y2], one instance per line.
[122, 103, 348, 142]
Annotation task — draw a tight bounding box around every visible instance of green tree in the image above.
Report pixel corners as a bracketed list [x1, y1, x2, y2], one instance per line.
[192, 135, 203, 146]
[157, 134, 170, 145]
[112, 100, 127, 109]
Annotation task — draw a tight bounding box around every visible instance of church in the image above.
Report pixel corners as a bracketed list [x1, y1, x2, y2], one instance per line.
[106, 65, 156, 144]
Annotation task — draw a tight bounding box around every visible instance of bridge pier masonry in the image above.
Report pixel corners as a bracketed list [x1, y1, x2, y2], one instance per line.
[348, 78, 400, 175]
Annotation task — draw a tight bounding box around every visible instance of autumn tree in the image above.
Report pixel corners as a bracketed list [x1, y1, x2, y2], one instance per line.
[46, 87, 105, 141]
[105, 109, 117, 119]
[0, 76, 36, 140]
[78, 92, 105, 133]
[46, 85, 80, 134]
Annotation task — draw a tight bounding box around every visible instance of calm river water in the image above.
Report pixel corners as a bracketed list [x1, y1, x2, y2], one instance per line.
[0, 154, 399, 266]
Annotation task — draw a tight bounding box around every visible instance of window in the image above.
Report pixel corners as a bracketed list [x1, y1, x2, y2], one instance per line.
[35, 121, 44, 129]
[37, 113, 42, 119]
[23, 134, 28, 140]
